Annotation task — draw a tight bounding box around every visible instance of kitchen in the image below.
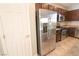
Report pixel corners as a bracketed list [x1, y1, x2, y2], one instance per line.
[35, 3, 79, 56]
[0, 3, 79, 56]
[1, 2, 79, 59]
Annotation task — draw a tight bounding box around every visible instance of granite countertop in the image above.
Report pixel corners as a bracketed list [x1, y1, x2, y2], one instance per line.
[60, 25, 79, 28]
[58, 21, 79, 29]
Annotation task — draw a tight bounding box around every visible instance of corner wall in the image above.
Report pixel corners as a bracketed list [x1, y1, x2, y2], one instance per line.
[27, 3, 37, 56]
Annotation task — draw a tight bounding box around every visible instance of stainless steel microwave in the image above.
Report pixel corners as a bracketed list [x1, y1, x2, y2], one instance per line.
[57, 14, 65, 22]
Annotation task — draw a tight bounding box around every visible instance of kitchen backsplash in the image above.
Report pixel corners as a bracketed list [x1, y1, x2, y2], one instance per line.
[58, 21, 79, 26]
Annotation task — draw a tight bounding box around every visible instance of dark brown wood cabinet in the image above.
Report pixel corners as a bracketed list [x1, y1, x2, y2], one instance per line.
[67, 28, 75, 37]
[65, 9, 79, 21]
[41, 3, 49, 9]
[57, 8, 67, 15]
[35, 3, 42, 10]
[65, 11, 73, 21]
[35, 3, 49, 10]
[35, 3, 67, 15]
[57, 8, 62, 14]
[48, 5, 54, 11]
[56, 30, 61, 42]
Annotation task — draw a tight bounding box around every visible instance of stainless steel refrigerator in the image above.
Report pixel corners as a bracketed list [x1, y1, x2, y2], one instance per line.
[36, 9, 57, 56]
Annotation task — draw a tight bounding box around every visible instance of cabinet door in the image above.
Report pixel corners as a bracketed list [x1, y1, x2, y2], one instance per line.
[35, 3, 42, 10]
[48, 5, 54, 11]
[57, 8, 62, 14]
[41, 3, 49, 9]
[67, 28, 75, 37]
[35, 3, 49, 10]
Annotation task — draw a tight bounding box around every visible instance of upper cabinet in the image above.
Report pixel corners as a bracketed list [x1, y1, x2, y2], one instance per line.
[57, 8, 67, 15]
[35, 3, 67, 15]
[35, 3, 42, 10]
[41, 3, 49, 9]
[48, 5, 56, 11]
[65, 9, 79, 21]
[35, 3, 49, 10]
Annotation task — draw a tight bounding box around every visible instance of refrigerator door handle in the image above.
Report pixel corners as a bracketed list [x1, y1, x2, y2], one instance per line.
[47, 17, 51, 40]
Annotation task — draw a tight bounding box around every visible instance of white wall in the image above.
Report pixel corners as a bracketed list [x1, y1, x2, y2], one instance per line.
[28, 4, 37, 56]
[26, 3, 37, 56]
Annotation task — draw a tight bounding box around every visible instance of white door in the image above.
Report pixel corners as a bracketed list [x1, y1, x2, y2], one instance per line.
[0, 11, 32, 56]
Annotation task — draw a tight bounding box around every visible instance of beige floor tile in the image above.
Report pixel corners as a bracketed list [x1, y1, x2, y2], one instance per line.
[47, 37, 79, 56]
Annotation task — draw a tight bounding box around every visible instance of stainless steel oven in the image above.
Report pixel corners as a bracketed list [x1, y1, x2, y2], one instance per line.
[61, 29, 67, 40]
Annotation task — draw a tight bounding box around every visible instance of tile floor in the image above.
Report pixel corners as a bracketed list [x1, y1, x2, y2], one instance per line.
[47, 37, 79, 56]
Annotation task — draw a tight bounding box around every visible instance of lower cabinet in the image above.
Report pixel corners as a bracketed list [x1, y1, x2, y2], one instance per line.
[56, 28, 75, 42]
[75, 29, 79, 38]
[67, 28, 75, 37]
[56, 27, 76, 43]
[56, 30, 61, 42]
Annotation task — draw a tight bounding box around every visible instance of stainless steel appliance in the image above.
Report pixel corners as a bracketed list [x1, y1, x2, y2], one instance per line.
[36, 9, 57, 56]
[75, 28, 79, 38]
[56, 28, 61, 42]
[57, 13, 65, 22]
[61, 29, 67, 40]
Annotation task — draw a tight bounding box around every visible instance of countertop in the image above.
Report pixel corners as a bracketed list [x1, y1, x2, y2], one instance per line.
[58, 21, 79, 29]
[60, 25, 79, 29]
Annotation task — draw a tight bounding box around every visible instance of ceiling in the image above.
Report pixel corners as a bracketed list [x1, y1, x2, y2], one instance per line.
[55, 3, 79, 10]
[56, 3, 79, 7]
